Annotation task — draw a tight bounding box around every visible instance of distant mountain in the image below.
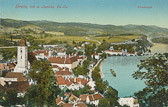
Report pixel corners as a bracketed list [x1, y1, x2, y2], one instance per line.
[1, 18, 168, 37]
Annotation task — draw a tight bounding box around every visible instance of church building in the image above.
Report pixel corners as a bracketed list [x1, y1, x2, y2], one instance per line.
[13, 34, 29, 75]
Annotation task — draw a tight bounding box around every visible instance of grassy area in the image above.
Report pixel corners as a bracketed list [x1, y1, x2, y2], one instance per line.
[89, 34, 139, 43]
[39, 35, 98, 44]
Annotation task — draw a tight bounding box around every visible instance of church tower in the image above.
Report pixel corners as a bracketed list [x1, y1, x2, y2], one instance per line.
[13, 34, 28, 74]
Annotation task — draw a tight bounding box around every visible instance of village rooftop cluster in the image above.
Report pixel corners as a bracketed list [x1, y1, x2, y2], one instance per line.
[0, 34, 141, 107]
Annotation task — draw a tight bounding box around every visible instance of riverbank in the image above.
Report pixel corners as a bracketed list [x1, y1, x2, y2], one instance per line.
[99, 59, 104, 78]
[151, 43, 168, 54]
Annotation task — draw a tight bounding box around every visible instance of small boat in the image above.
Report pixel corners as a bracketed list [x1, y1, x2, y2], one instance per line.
[110, 69, 116, 77]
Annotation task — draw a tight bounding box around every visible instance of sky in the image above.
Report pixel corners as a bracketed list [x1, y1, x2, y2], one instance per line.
[0, 0, 168, 28]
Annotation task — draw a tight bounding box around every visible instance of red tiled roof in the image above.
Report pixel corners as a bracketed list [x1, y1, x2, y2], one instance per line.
[48, 56, 77, 64]
[66, 81, 73, 87]
[89, 95, 94, 101]
[69, 94, 78, 101]
[0, 81, 29, 92]
[93, 53, 98, 55]
[87, 93, 103, 102]
[5, 72, 27, 81]
[55, 71, 72, 76]
[76, 103, 88, 107]
[0, 63, 5, 70]
[67, 78, 89, 86]
[128, 53, 135, 54]
[33, 50, 49, 56]
[93, 93, 103, 100]
[56, 96, 65, 106]
[8, 63, 16, 69]
[62, 103, 73, 107]
[56, 76, 66, 85]
[52, 65, 60, 68]
[79, 94, 90, 102]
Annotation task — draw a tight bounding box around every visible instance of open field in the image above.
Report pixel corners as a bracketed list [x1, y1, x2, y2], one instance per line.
[89, 34, 139, 43]
[151, 43, 168, 54]
[39, 35, 98, 44]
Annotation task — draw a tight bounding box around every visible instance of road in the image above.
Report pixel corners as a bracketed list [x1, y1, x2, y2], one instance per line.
[85, 36, 101, 44]
[0, 46, 17, 49]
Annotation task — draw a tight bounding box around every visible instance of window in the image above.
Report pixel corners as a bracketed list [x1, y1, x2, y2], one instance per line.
[21, 50, 22, 53]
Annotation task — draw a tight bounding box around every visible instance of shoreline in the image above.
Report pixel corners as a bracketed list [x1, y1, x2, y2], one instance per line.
[150, 43, 168, 54]
[99, 59, 104, 78]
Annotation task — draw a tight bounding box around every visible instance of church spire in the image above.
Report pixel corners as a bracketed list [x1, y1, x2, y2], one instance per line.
[19, 34, 26, 46]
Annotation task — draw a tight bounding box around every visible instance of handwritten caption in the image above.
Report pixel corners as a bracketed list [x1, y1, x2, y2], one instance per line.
[15, 4, 68, 9]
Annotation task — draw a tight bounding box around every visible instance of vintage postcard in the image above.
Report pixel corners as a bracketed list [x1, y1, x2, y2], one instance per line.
[0, 0, 168, 107]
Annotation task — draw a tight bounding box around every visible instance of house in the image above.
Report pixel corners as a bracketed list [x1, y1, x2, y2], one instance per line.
[4, 72, 27, 81]
[56, 76, 67, 90]
[57, 52, 66, 56]
[48, 55, 79, 70]
[0, 63, 6, 75]
[55, 67, 74, 79]
[8, 63, 16, 72]
[118, 97, 139, 107]
[104, 50, 123, 56]
[77, 55, 87, 66]
[62, 103, 74, 107]
[92, 53, 100, 60]
[87, 80, 96, 90]
[68, 94, 79, 104]
[33, 50, 51, 59]
[0, 72, 29, 97]
[86, 93, 104, 106]
[76, 103, 88, 107]
[56, 95, 65, 106]
[0, 63, 5, 71]
[79, 94, 90, 102]
[56, 76, 91, 91]
[127, 52, 137, 56]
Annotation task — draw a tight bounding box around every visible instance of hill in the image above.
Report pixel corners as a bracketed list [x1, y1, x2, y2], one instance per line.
[1, 18, 168, 37]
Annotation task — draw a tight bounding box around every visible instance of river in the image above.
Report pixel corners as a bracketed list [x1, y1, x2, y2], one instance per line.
[101, 43, 168, 97]
[102, 56, 147, 97]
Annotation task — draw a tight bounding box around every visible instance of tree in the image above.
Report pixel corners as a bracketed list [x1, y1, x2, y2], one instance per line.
[104, 86, 119, 107]
[98, 98, 111, 107]
[83, 60, 90, 68]
[92, 67, 107, 93]
[101, 53, 107, 59]
[26, 59, 60, 106]
[0, 89, 24, 106]
[72, 65, 89, 76]
[132, 53, 168, 107]
[85, 44, 95, 60]
[72, 85, 94, 97]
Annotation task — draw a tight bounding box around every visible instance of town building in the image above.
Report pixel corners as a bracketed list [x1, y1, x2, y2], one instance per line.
[118, 97, 139, 107]
[48, 55, 79, 70]
[104, 50, 123, 56]
[13, 34, 29, 74]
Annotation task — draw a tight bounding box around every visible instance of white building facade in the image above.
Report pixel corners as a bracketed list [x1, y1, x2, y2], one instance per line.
[13, 34, 28, 74]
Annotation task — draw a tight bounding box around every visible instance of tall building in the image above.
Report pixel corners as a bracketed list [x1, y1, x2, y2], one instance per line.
[13, 34, 28, 74]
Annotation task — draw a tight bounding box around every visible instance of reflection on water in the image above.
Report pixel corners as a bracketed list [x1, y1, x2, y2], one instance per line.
[102, 56, 147, 97]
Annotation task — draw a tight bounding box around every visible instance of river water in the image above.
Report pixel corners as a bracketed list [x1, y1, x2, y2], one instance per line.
[102, 43, 168, 97]
[102, 56, 147, 97]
